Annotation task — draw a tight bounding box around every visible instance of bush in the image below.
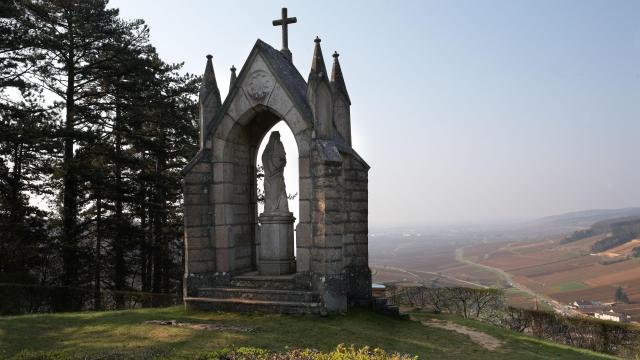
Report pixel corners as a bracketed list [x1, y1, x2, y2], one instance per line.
[195, 344, 418, 360]
[386, 285, 504, 321]
[501, 307, 640, 358]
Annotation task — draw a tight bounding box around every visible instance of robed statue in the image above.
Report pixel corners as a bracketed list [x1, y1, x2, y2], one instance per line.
[262, 131, 289, 214]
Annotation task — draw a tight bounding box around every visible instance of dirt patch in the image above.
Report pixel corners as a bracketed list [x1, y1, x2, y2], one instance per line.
[144, 320, 255, 332]
[421, 319, 502, 351]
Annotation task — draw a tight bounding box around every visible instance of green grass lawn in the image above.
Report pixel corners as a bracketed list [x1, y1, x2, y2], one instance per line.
[0, 306, 619, 359]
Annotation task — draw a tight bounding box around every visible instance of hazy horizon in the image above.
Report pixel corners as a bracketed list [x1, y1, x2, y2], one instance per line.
[110, 0, 640, 226]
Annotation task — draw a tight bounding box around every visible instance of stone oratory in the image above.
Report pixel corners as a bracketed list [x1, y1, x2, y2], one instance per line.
[183, 8, 370, 313]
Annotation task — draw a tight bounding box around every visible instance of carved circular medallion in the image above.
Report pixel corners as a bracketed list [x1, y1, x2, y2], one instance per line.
[246, 70, 274, 101]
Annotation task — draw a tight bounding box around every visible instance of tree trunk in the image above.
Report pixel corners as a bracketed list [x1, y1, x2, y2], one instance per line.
[139, 201, 150, 306]
[3, 140, 24, 275]
[151, 188, 163, 305]
[93, 196, 102, 310]
[145, 201, 153, 302]
[59, 33, 80, 311]
[113, 102, 126, 309]
[152, 114, 168, 305]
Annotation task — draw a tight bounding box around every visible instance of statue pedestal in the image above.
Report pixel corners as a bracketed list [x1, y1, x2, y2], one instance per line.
[258, 212, 296, 275]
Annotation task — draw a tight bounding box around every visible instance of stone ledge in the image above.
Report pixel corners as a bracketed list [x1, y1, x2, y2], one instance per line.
[184, 296, 321, 314]
[184, 296, 320, 307]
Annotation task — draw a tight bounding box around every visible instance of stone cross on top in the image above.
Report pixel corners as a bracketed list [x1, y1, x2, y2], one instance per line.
[272, 7, 297, 61]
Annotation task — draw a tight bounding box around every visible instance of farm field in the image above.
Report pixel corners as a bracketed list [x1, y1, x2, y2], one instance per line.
[469, 236, 640, 320]
[371, 240, 527, 307]
[370, 213, 640, 320]
[372, 231, 640, 319]
[371, 240, 505, 289]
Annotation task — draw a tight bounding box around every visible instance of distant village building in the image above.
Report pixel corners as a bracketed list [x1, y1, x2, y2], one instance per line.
[571, 300, 602, 310]
[372, 283, 386, 298]
[594, 309, 631, 323]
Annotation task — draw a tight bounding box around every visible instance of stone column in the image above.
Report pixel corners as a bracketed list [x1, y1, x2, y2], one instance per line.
[258, 212, 296, 275]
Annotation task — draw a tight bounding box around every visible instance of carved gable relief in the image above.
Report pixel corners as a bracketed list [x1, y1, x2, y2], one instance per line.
[246, 70, 274, 101]
[241, 55, 276, 105]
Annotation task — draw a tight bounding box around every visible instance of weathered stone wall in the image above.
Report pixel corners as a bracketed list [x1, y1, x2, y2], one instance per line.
[183, 157, 214, 296]
[308, 140, 347, 311]
[342, 154, 371, 305]
[211, 135, 255, 274]
[295, 142, 314, 274]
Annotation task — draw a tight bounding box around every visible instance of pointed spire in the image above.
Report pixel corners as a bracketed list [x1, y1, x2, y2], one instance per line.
[199, 54, 222, 149]
[307, 37, 333, 140]
[330, 51, 352, 146]
[309, 36, 329, 83]
[200, 54, 220, 103]
[331, 51, 350, 105]
[229, 65, 237, 89]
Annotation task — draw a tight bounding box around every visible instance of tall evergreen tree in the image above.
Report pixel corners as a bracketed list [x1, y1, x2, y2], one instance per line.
[0, 0, 59, 314]
[18, 0, 148, 310]
[1, 0, 198, 313]
[127, 55, 198, 304]
[614, 286, 630, 304]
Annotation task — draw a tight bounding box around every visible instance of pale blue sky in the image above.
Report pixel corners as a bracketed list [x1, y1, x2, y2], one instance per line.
[110, 0, 640, 226]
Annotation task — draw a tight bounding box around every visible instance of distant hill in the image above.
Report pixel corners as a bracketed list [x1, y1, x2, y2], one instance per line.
[488, 207, 640, 240]
[590, 218, 640, 253]
[560, 216, 640, 245]
[536, 208, 640, 229]
[558, 212, 640, 252]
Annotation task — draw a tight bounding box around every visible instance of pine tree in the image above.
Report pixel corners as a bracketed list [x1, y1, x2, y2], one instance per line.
[18, 0, 149, 310]
[1, 0, 198, 313]
[614, 286, 629, 304]
[0, 0, 58, 314]
[127, 56, 198, 305]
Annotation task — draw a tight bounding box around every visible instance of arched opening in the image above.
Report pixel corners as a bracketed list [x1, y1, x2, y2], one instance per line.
[214, 105, 311, 276]
[256, 120, 299, 254]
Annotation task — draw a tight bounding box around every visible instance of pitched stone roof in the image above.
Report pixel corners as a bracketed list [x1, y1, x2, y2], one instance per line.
[184, 39, 367, 173]
[203, 39, 313, 139]
[254, 39, 312, 121]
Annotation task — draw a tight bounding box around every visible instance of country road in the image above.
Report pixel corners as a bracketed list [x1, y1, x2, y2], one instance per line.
[454, 247, 581, 316]
[372, 248, 581, 316]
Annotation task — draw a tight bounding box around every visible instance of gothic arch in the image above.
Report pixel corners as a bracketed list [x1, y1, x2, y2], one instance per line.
[210, 101, 313, 274]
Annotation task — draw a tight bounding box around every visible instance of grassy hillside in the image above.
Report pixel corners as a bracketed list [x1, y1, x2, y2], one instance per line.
[0, 306, 619, 359]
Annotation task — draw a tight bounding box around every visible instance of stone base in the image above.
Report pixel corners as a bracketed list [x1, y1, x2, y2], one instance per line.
[258, 212, 296, 275]
[184, 272, 321, 315]
[184, 296, 321, 314]
[259, 258, 296, 275]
